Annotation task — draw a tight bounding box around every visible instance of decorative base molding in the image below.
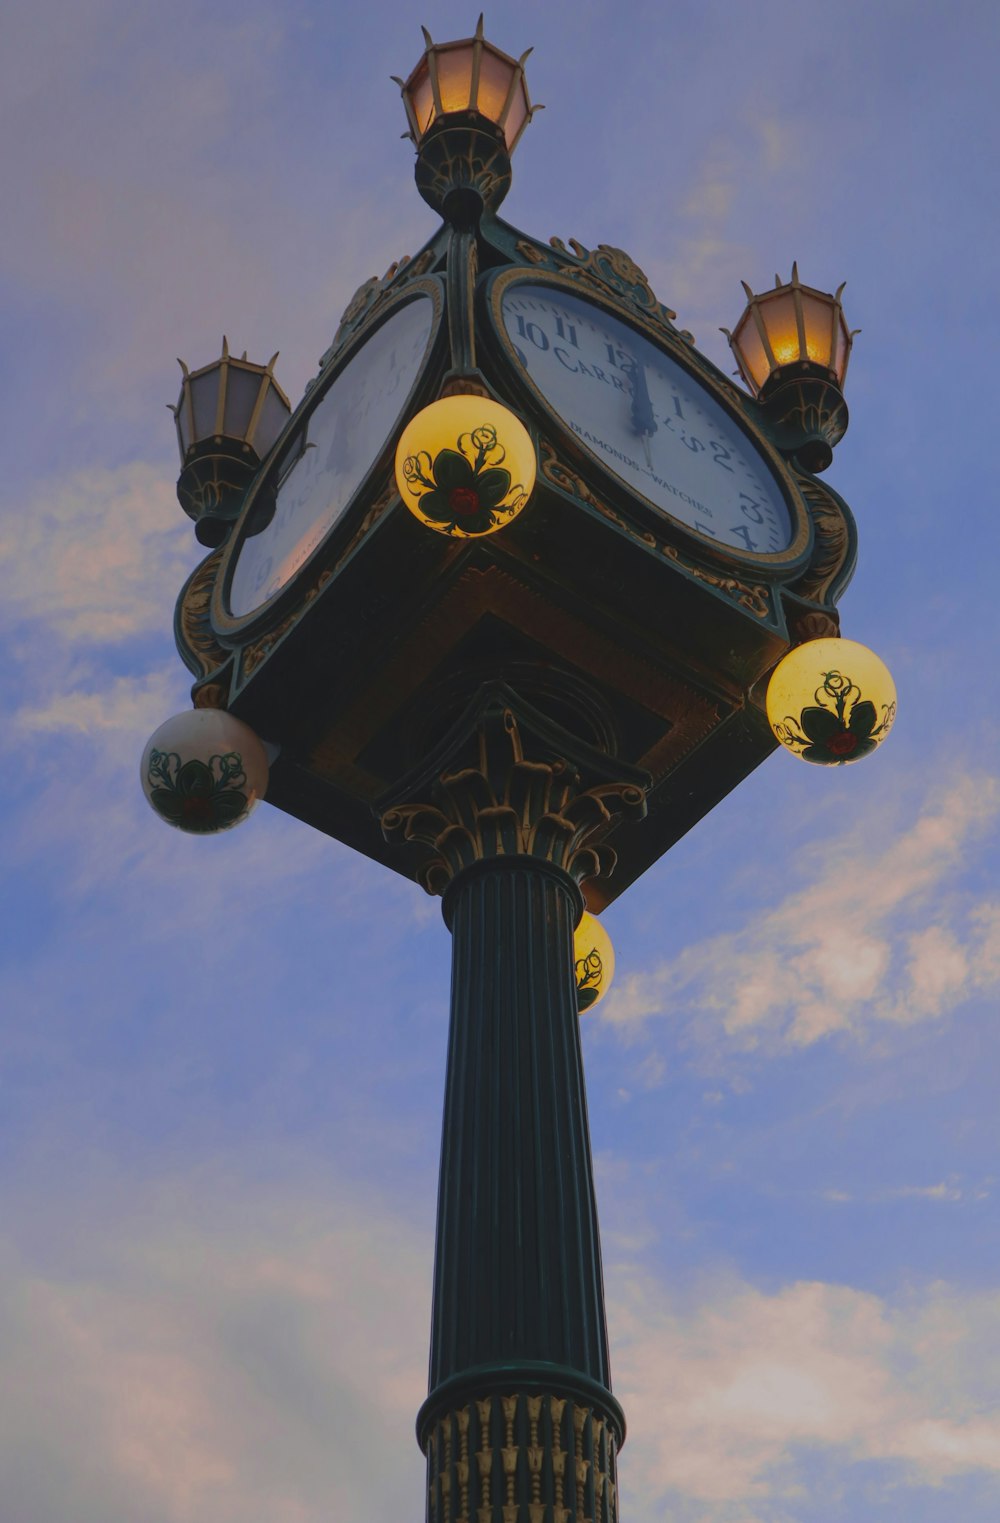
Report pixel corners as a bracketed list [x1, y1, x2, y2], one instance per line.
[426, 1393, 619, 1523]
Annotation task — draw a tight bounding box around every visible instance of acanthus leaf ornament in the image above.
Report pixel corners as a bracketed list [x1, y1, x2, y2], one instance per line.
[380, 683, 648, 896]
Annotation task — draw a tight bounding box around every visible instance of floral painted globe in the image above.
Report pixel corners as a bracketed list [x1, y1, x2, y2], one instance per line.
[140, 709, 269, 833]
[766, 637, 896, 766]
[394, 394, 536, 537]
[574, 911, 615, 1013]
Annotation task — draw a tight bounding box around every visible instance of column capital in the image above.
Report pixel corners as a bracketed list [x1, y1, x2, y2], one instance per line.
[379, 682, 648, 896]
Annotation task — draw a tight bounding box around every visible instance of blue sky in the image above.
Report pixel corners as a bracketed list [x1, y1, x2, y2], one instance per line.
[1, 2, 998, 1520]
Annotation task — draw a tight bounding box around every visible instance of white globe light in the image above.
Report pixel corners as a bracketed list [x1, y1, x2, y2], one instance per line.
[140, 709, 269, 834]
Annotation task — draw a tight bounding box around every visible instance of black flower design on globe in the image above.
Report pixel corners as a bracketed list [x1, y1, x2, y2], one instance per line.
[775, 669, 895, 766]
[402, 423, 527, 536]
[575, 947, 604, 1012]
[147, 749, 250, 832]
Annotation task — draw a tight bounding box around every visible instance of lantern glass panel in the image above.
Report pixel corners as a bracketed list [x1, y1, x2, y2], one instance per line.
[255, 386, 291, 457]
[176, 388, 192, 454]
[733, 313, 769, 393]
[800, 292, 836, 369]
[190, 370, 221, 441]
[832, 312, 850, 377]
[409, 60, 435, 137]
[224, 367, 262, 439]
[436, 43, 475, 114]
[501, 81, 529, 147]
[759, 291, 801, 369]
[478, 49, 516, 126]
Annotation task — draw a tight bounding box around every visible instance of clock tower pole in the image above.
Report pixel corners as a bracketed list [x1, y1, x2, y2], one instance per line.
[382, 684, 646, 1523]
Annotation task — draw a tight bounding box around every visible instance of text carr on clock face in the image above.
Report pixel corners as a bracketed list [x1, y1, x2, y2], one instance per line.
[228, 293, 437, 619]
[497, 282, 794, 556]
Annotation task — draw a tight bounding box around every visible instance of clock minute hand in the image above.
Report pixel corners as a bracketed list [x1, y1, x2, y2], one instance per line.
[623, 356, 658, 468]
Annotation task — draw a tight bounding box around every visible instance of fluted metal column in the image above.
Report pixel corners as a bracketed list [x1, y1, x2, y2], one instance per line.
[435, 855, 612, 1385]
[381, 684, 648, 1523]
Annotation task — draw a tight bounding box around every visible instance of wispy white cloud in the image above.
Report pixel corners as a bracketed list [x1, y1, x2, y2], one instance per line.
[609, 1267, 1000, 1518]
[9, 1161, 998, 1523]
[602, 773, 1000, 1051]
[15, 669, 183, 740]
[0, 1176, 429, 1523]
[0, 461, 193, 644]
[822, 1177, 993, 1206]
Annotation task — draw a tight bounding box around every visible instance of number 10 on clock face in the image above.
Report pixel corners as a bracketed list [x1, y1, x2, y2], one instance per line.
[499, 284, 793, 556]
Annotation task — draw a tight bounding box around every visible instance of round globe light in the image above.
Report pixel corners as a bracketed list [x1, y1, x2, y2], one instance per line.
[395, 394, 535, 537]
[140, 709, 269, 833]
[574, 911, 615, 1013]
[766, 637, 896, 765]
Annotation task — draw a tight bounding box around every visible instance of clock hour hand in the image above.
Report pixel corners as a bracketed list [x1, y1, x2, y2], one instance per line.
[623, 356, 658, 467]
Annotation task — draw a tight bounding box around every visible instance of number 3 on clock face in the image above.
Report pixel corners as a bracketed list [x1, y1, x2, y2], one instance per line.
[497, 282, 794, 557]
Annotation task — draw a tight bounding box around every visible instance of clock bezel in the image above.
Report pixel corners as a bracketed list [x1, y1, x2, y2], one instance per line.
[213, 277, 445, 638]
[483, 266, 812, 572]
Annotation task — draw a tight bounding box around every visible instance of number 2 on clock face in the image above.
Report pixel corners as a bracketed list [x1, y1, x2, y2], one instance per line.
[499, 285, 793, 556]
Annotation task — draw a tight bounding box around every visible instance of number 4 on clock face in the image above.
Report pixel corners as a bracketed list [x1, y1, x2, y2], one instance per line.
[499, 283, 794, 557]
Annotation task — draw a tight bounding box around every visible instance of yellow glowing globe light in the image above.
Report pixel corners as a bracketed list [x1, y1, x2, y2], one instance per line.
[140, 709, 269, 833]
[766, 638, 896, 766]
[394, 395, 535, 538]
[574, 912, 615, 1013]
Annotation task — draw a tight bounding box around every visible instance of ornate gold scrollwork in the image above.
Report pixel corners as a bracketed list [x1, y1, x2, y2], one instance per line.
[659, 545, 770, 619]
[175, 548, 228, 677]
[515, 237, 677, 335]
[790, 470, 852, 605]
[539, 440, 770, 620]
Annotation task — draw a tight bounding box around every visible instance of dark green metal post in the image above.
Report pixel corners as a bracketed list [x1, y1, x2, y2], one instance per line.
[381, 685, 648, 1523]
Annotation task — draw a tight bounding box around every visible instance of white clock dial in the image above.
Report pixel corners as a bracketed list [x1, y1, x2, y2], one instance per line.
[499, 284, 793, 555]
[229, 295, 435, 617]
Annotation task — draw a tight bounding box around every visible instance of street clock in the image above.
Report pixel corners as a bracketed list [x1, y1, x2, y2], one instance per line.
[171, 41, 858, 912]
[150, 26, 896, 1523]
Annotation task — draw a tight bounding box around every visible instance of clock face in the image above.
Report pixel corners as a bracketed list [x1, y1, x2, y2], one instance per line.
[228, 294, 436, 618]
[498, 283, 794, 556]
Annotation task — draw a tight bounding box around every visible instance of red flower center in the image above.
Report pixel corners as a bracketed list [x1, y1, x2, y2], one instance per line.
[182, 796, 215, 822]
[827, 730, 858, 757]
[448, 486, 480, 517]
